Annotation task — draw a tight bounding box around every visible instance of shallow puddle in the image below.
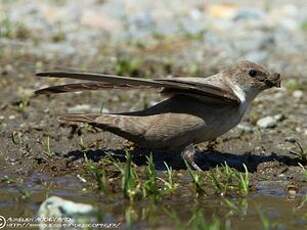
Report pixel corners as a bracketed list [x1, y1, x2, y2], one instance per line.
[0, 172, 306, 229]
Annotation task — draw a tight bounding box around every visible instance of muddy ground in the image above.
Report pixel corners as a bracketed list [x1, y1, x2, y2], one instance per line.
[0, 0, 307, 229]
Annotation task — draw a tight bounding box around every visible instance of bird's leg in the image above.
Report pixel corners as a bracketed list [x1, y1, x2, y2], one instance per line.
[181, 144, 202, 171]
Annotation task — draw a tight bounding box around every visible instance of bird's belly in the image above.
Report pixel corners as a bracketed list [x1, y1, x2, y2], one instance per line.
[193, 110, 242, 144]
[142, 108, 242, 150]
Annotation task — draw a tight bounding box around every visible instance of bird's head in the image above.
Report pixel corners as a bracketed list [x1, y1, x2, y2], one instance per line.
[224, 60, 281, 103]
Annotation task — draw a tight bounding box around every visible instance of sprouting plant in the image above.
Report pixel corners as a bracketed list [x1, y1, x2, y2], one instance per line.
[0, 13, 13, 38]
[209, 164, 231, 196]
[0, 175, 17, 184]
[16, 97, 30, 113]
[16, 187, 32, 201]
[43, 136, 54, 157]
[99, 101, 104, 114]
[284, 79, 302, 92]
[185, 160, 206, 196]
[285, 137, 307, 163]
[236, 164, 249, 196]
[295, 194, 307, 210]
[84, 158, 108, 193]
[158, 162, 178, 194]
[143, 154, 160, 200]
[113, 151, 141, 201]
[115, 56, 142, 76]
[79, 137, 88, 151]
[298, 163, 307, 181]
[209, 163, 250, 196]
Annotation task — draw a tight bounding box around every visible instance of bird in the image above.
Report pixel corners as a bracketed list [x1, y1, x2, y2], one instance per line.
[35, 60, 281, 170]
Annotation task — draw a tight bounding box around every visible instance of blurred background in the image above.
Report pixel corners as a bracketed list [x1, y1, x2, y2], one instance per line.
[1, 0, 307, 75]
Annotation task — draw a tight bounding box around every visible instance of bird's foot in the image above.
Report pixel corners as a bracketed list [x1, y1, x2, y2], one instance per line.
[181, 145, 202, 171]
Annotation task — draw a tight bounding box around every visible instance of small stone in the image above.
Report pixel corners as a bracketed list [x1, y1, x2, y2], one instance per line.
[67, 104, 91, 113]
[273, 114, 284, 122]
[257, 116, 277, 128]
[17, 87, 33, 98]
[4, 64, 13, 73]
[292, 90, 303, 99]
[9, 115, 16, 120]
[38, 196, 98, 226]
[237, 123, 254, 133]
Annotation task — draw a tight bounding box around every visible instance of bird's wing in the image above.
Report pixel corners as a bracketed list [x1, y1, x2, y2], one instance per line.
[35, 71, 240, 105]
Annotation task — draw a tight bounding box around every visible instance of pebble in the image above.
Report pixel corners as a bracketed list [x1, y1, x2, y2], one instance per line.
[237, 123, 254, 133]
[9, 115, 16, 120]
[256, 114, 284, 129]
[67, 104, 92, 113]
[38, 196, 97, 224]
[4, 65, 13, 73]
[292, 90, 303, 99]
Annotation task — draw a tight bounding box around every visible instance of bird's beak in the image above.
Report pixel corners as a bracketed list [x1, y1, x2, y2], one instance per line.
[265, 73, 281, 88]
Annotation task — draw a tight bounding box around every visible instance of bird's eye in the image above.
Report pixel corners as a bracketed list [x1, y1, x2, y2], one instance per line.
[248, 69, 257, 77]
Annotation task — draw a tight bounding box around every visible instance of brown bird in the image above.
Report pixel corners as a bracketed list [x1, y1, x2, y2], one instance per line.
[35, 60, 281, 170]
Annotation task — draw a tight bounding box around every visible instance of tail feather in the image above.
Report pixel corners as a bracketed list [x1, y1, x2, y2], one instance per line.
[59, 113, 100, 123]
[59, 113, 148, 144]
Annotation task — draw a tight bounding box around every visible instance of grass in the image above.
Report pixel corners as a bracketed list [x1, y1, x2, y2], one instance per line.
[0, 13, 12, 38]
[84, 157, 108, 193]
[301, 21, 307, 31]
[82, 150, 252, 203]
[158, 162, 178, 194]
[16, 187, 32, 201]
[0, 13, 31, 40]
[82, 150, 182, 201]
[115, 56, 143, 77]
[107, 152, 179, 201]
[285, 137, 307, 163]
[284, 79, 302, 92]
[113, 151, 141, 201]
[17, 99, 30, 113]
[0, 175, 17, 184]
[42, 136, 54, 157]
[298, 163, 307, 181]
[185, 160, 206, 196]
[142, 155, 160, 200]
[208, 163, 250, 196]
[79, 137, 88, 151]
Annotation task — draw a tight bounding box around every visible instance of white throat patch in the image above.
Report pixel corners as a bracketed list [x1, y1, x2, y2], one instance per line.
[231, 83, 246, 104]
